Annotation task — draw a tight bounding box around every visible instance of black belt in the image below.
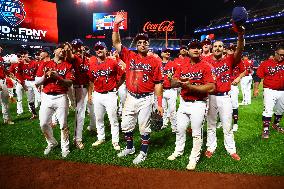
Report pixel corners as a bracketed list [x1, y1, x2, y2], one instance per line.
[98, 89, 116, 94]
[73, 84, 88, 88]
[163, 87, 172, 90]
[212, 92, 229, 96]
[26, 79, 35, 81]
[183, 99, 206, 103]
[128, 91, 153, 99]
[46, 92, 62, 96]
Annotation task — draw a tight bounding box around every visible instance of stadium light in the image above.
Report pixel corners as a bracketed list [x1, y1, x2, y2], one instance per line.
[76, 0, 107, 4]
[194, 13, 284, 33]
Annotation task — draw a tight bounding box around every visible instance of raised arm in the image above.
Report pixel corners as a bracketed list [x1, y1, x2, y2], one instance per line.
[112, 11, 125, 53]
[233, 27, 245, 66]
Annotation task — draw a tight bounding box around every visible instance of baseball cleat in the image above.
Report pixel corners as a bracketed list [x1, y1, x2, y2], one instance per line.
[44, 141, 58, 155]
[92, 140, 105, 147]
[232, 124, 238, 132]
[272, 124, 284, 134]
[117, 147, 135, 157]
[230, 153, 241, 161]
[30, 114, 37, 120]
[262, 129, 269, 139]
[133, 151, 147, 164]
[167, 152, 182, 161]
[112, 142, 121, 151]
[74, 141, 84, 150]
[186, 160, 197, 170]
[205, 150, 214, 158]
[62, 150, 70, 158]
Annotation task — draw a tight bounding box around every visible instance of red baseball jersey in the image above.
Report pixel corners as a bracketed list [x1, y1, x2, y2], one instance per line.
[22, 61, 38, 81]
[36, 60, 75, 94]
[243, 59, 253, 76]
[174, 60, 216, 101]
[72, 55, 90, 85]
[201, 54, 213, 62]
[257, 59, 284, 90]
[162, 60, 179, 89]
[5, 77, 14, 88]
[0, 63, 5, 80]
[207, 54, 235, 93]
[231, 60, 245, 81]
[9, 63, 24, 83]
[88, 56, 123, 93]
[120, 46, 163, 94]
[174, 56, 190, 67]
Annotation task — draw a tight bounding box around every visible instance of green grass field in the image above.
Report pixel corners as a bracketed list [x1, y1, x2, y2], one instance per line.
[0, 88, 283, 176]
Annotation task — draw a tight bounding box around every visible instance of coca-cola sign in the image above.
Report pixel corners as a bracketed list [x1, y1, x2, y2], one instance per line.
[143, 21, 175, 32]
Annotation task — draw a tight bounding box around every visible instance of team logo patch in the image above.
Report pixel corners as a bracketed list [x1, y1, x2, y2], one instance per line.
[0, 0, 26, 27]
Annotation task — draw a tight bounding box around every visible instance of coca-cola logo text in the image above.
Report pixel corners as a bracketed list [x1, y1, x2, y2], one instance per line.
[143, 21, 175, 32]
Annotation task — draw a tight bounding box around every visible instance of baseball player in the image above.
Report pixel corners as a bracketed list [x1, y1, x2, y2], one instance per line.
[174, 45, 189, 67]
[88, 41, 125, 151]
[167, 40, 216, 170]
[35, 44, 75, 158]
[69, 39, 96, 149]
[160, 47, 178, 132]
[254, 44, 284, 138]
[227, 46, 246, 132]
[240, 54, 253, 105]
[205, 27, 244, 161]
[112, 12, 163, 164]
[20, 50, 39, 119]
[9, 54, 25, 116]
[201, 38, 212, 62]
[0, 47, 14, 124]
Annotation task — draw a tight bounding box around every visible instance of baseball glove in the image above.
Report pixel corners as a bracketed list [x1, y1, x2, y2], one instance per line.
[149, 109, 163, 132]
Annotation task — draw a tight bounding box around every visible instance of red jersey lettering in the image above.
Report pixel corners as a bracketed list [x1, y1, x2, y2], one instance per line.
[207, 55, 235, 93]
[257, 59, 284, 90]
[231, 60, 245, 81]
[22, 61, 38, 81]
[36, 60, 75, 94]
[120, 46, 163, 94]
[243, 59, 253, 76]
[174, 60, 215, 101]
[88, 57, 123, 93]
[72, 55, 90, 85]
[162, 60, 179, 89]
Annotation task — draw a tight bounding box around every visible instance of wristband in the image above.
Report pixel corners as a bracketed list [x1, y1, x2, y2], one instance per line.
[113, 23, 119, 32]
[157, 96, 162, 107]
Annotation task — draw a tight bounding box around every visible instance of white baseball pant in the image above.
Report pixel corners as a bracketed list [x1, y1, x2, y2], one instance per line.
[74, 86, 94, 142]
[15, 82, 24, 114]
[0, 79, 10, 121]
[39, 93, 70, 153]
[206, 94, 236, 154]
[162, 88, 177, 131]
[240, 75, 253, 105]
[93, 91, 119, 143]
[262, 88, 284, 117]
[121, 93, 154, 134]
[174, 98, 206, 163]
[24, 80, 40, 103]
[87, 96, 96, 130]
[118, 83, 127, 115]
[67, 85, 76, 108]
[229, 85, 239, 109]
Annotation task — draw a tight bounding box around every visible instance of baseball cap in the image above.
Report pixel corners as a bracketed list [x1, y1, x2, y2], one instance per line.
[201, 38, 211, 46]
[134, 33, 149, 43]
[188, 39, 202, 49]
[232, 7, 248, 25]
[55, 43, 65, 49]
[161, 47, 171, 53]
[71, 39, 84, 46]
[41, 47, 52, 55]
[180, 45, 188, 50]
[94, 41, 107, 50]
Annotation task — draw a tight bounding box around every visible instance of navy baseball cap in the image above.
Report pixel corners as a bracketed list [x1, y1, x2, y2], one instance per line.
[232, 7, 248, 25]
[41, 47, 52, 55]
[71, 39, 84, 46]
[188, 39, 202, 49]
[94, 41, 107, 49]
[161, 47, 171, 53]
